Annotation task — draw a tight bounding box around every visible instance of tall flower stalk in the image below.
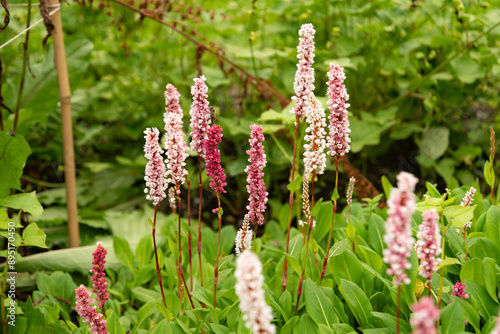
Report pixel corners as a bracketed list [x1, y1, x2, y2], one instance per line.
[190, 75, 212, 289]
[143, 127, 168, 308]
[458, 186, 475, 261]
[415, 209, 441, 296]
[164, 84, 194, 309]
[320, 63, 351, 283]
[283, 23, 316, 292]
[382, 172, 418, 334]
[347, 176, 355, 251]
[295, 95, 327, 315]
[204, 124, 227, 308]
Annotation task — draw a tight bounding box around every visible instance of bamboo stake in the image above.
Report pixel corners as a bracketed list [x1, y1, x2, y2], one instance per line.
[48, 0, 79, 247]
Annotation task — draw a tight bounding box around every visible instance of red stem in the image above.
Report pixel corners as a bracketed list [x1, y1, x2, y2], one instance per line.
[187, 180, 193, 291]
[198, 156, 204, 289]
[282, 118, 300, 293]
[214, 195, 222, 308]
[152, 206, 167, 308]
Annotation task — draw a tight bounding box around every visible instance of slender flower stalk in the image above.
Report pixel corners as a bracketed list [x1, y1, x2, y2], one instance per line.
[295, 95, 327, 314]
[190, 75, 212, 289]
[90, 243, 109, 311]
[164, 84, 194, 309]
[415, 209, 441, 295]
[410, 297, 439, 334]
[347, 176, 355, 251]
[457, 186, 476, 261]
[382, 172, 418, 334]
[187, 180, 193, 291]
[75, 285, 109, 334]
[235, 251, 276, 334]
[451, 281, 469, 299]
[143, 127, 168, 308]
[320, 63, 351, 283]
[283, 23, 316, 293]
[204, 124, 227, 307]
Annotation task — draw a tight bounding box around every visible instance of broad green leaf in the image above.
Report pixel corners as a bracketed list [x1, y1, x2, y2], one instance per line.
[131, 287, 161, 304]
[437, 257, 460, 270]
[113, 236, 137, 275]
[339, 279, 373, 328]
[106, 309, 126, 334]
[0, 132, 31, 197]
[331, 188, 339, 202]
[304, 278, 338, 327]
[22, 223, 48, 248]
[381, 176, 392, 200]
[156, 303, 173, 321]
[483, 258, 499, 302]
[469, 238, 500, 264]
[330, 323, 357, 333]
[287, 175, 303, 193]
[295, 314, 319, 334]
[425, 182, 441, 197]
[328, 239, 348, 259]
[0, 192, 43, 217]
[371, 312, 411, 334]
[357, 246, 383, 272]
[280, 316, 299, 334]
[265, 289, 288, 322]
[484, 206, 500, 247]
[451, 55, 485, 84]
[368, 214, 385, 254]
[148, 320, 173, 334]
[441, 301, 465, 334]
[443, 205, 476, 229]
[418, 127, 449, 160]
[464, 280, 499, 320]
[460, 258, 483, 287]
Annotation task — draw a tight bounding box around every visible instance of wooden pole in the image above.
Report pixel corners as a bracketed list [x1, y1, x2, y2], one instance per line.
[48, 0, 79, 247]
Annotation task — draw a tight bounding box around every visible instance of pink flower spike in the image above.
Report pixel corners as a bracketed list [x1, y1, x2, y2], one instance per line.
[326, 63, 351, 157]
[90, 243, 109, 310]
[290, 23, 316, 121]
[303, 95, 327, 179]
[143, 127, 168, 206]
[245, 125, 268, 225]
[164, 84, 189, 194]
[410, 297, 439, 334]
[204, 125, 227, 196]
[235, 251, 276, 334]
[415, 209, 441, 281]
[189, 75, 212, 157]
[75, 285, 109, 334]
[451, 281, 469, 299]
[383, 172, 418, 286]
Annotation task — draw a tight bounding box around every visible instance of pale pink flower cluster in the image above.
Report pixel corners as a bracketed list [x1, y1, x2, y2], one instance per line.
[457, 186, 476, 233]
[491, 310, 500, 334]
[245, 125, 268, 226]
[410, 297, 439, 334]
[290, 23, 315, 120]
[189, 75, 212, 156]
[415, 209, 442, 281]
[204, 125, 227, 195]
[303, 95, 327, 179]
[90, 243, 109, 310]
[451, 281, 469, 299]
[347, 176, 355, 208]
[383, 172, 418, 286]
[143, 128, 168, 206]
[164, 84, 189, 193]
[235, 214, 253, 255]
[326, 63, 351, 157]
[75, 285, 109, 334]
[235, 251, 276, 334]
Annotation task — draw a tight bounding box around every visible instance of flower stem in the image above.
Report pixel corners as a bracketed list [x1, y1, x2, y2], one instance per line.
[214, 195, 223, 308]
[295, 176, 315, 315]
[320, 160, 339, 283]
[396, 285, 401, 334]
[197, 156, 204, 288]
[187, 180, 193, 291]
[177, 193, 195, 309]
[152, 205, 167, 308]
[283, 118, 300, 293]
[463, 229, 468, 262]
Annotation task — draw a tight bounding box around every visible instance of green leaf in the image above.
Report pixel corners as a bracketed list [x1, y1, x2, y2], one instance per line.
[437, 257, 460, 270]
[328, 239, 348, 259]
[451, 55, 485, 84]
[303, 278, 338, 327]
[265, 289, 288, 322]
[368, 214, 385, 254]
[131, 287, 161, 304]
[425, 182, 441, 197]
[381, 176, 392, 201]
[464, 280, 499, 320]
[0, 132, 31, 197]
[113, 236, 137, 275]
[483, 258, 499, 303]
[280, 316, 299, 334]
[484, 160, 495, 187]
[295, 314, 319, 334]
[0, 192, 43, 217]
[339, 279, 373, 328]
[418, 127, 449, 160]
[287, 175, 303, 193]
[312, 198, 324, 217]
[484, 206, 500, 247]
[371, 312, 411, 334]
[106, 309, 126, 334]
[443, 205, 476, 229]
[22, 223, 48, 248]
[331, 188, 339, 202]
[441, 301, 465, 334]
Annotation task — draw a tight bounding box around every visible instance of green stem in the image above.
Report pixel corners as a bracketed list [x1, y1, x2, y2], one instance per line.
[396, 285, 401, 334]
